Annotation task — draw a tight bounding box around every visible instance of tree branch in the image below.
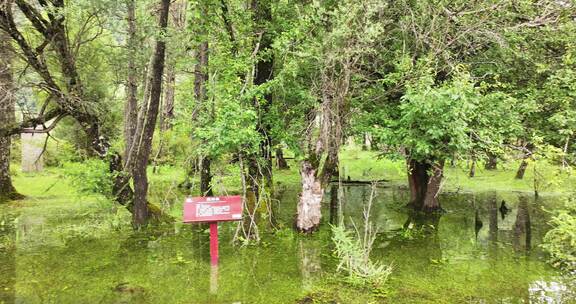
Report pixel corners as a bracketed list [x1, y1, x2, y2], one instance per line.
[0, 108, 65, 137]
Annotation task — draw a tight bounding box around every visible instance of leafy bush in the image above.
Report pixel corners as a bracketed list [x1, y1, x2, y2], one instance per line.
[542, 199, 576, 272]
[64, 160, 114, 198]
[41, 139, 85, 167]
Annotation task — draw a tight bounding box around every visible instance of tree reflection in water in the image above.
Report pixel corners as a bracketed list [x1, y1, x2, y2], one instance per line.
[513, 195, 532, 253]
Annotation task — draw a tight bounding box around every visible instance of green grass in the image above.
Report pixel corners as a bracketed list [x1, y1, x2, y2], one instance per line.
[147, 146, 576, 200]
[338, 146, 576, 195]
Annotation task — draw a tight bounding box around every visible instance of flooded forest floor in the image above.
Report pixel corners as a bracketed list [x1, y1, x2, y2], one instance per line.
[1, 149, 576, 303]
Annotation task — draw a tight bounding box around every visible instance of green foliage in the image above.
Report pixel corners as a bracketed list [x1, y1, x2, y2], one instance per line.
[44, 140, 84, 167]
[194, 101, 261, 156]
[379, 70, 479, 161]
[64, 160, 114, 198]
[543, 198, 576, 271]
[528, 140, 570, 196]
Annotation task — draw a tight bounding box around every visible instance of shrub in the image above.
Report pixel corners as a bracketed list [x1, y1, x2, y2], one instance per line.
[331, 183, 392, 288]
[331, 224, 392, 287]
[542, 199, 576, 272]
[64, 159, 114, 198]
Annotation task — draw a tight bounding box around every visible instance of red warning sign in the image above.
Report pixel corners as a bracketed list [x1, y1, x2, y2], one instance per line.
[183, 195, 243, 223]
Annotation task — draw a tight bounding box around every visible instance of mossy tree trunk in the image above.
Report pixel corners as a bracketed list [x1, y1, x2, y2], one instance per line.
[469, 157, 476, 178]
[515, 160, 529, 180]
[0, 30, 22, 201]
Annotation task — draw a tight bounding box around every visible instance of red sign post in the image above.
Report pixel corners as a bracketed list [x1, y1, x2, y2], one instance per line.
[183, 195, 243, 265]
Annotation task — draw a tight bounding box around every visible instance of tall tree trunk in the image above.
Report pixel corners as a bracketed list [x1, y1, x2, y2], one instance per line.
[515, 144, 533, 180]
[161, 0, 187, 131]
[295, 47, 352, 232]
[249, 0, 274, 196]
[0, 31, 22, 201]
[194, 23, 211, 196]
[515, 160, 528, 180]
[200, 156, 213, 196]
[407, 159, 444, 212]
[130, 0, 171, 228]
[275, 147, 289, 170]
[485, 152, 497, 170]
[469, 157, 476, 178]
[124, 0, 138, 162]
[296, 107, 344, 233]
[161, 65, 175, 131]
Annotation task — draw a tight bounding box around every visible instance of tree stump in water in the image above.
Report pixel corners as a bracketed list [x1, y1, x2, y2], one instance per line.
[296, 161, 323, 233]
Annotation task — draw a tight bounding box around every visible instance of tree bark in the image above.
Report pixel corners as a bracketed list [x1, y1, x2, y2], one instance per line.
[161, 64, 175, 131]
[422, 160, 444, 212]
[296, 161, 324, 232]
[124, 0, 138, 162]
[469, 158, 476, 178]
[249, 0, 274, 195]
[200, 156, 213, 196]
[485, 152, 497, 170]
[407, 159, 430, 208]
[0, 30, 22, 201]
[129, 0, 171, 228]
[194, 32, 211, 196]
[515, 160, 528, 180]
[407, 159, 444, 212]
[515, 144, 533, 180]
[161, 0, 186, 131]
[275, 147, 289, 169]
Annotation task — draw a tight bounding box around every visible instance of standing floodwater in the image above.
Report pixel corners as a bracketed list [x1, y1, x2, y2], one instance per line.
[0, 186, 574, 303]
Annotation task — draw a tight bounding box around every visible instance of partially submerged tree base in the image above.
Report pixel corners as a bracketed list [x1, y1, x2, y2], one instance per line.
[295, 161, 324, 233]
[407, 159, 445, 213]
